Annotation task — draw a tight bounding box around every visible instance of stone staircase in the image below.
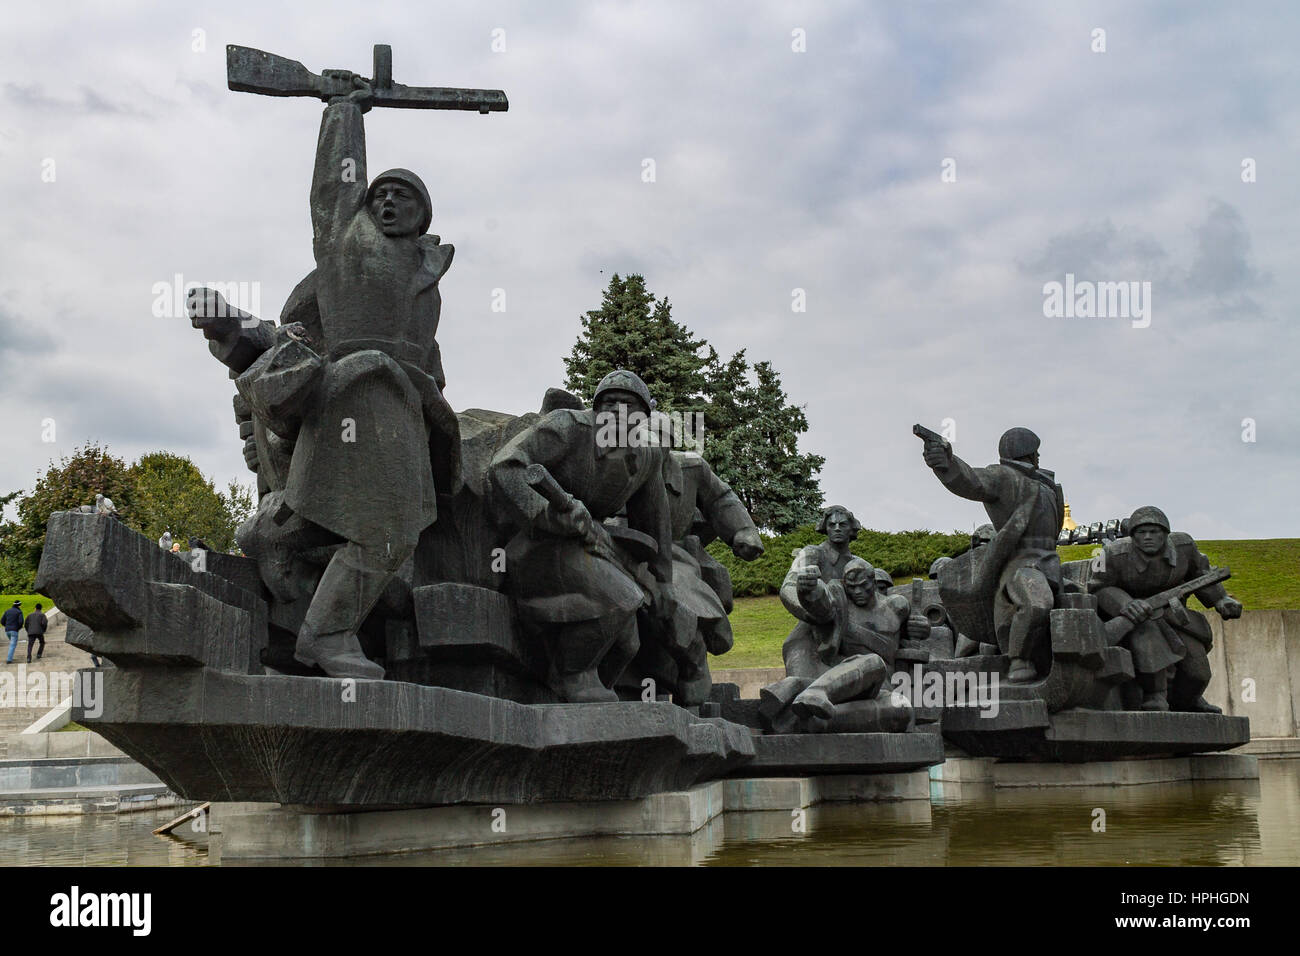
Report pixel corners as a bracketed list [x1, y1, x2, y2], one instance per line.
[0, 619, 100, 757]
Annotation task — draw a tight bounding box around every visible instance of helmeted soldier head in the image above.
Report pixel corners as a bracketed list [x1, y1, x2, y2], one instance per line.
[971, 523, 995, 548]
[816, 505, 861, 545]
[593, 369, 654, 416]
[842, 557, 876, 607]
[929, 555, 953, 579]
[1129, 505, 1171, 556]
[873, 567, 893, 594]
[367, 168, 432, 237]
[998, 426, 1041, 467]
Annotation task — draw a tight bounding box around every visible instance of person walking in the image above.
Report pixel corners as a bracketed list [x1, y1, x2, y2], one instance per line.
[3, 601, 24, 664]
[24, 603, 48, 663]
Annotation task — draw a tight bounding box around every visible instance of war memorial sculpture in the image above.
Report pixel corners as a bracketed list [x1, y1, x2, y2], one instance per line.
[31, 43, 1248, 840]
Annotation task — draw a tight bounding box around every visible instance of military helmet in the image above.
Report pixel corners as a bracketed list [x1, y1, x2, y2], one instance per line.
[367, 168, 433, 235]
[843, 557, 875, 585]
[873, 567, 893, 589]
[998, 426, 1041, 462]
[929, 555, 953, 579]
[1128, 505, 1170, 533]
[593, 369, 654, 414]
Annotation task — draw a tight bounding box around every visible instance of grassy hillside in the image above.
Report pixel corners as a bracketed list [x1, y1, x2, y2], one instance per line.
[0, 594, 48, 618]
[1056, 539, 1300, 610]
[719, 539, 1300, 670]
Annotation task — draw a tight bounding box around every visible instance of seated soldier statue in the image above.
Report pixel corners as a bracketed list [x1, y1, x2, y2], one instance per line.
[763, 557, 926, 729]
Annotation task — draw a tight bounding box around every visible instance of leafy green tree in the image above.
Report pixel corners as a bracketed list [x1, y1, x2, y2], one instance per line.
[128, 451, 252, 551]
[1, 445, 256, 591]
[13, 442, 133, 576]
[565, 273, 826, 533]
[563, 273, 712, 414]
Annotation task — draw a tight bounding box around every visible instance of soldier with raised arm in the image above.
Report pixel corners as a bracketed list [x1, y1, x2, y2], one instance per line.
[919, 426, 1065, 683]
[201, 74, 462, 678]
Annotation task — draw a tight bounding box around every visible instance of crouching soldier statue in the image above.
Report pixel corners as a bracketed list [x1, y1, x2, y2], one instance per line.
[1089, 506, 1242, 712]
[489, 370, 677, 702]
[762, 557, 924, 732]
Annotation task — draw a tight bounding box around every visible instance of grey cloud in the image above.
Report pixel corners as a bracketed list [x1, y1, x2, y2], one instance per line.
[1184, 199, 1269, 308]
[2, 83, 154, 118]
[0, 0, 1297, 539]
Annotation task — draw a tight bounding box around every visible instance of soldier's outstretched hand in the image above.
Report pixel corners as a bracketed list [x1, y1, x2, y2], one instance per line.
[922, 436, 952, 470]
[731, 526, 764, 561]
[1215, 596, 1243, 620]
[187, 287, 236, 337]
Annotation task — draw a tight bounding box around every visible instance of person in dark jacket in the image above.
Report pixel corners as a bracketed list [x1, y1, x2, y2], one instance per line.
[3, 601, 24, 664]
[24, 603, 48, 663]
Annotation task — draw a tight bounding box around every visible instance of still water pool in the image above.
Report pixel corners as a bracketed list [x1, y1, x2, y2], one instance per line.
[3, 760, 1297, 866]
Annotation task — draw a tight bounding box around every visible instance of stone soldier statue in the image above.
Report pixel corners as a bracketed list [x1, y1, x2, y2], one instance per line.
[488, 370, 676, 702]
[920, 427, 1065, 683]
[873, 567, 894, 596]
[763, 557, 923, 728]
[780, 505, 861, 621]
[198, 76, 462, 678]
[1088, 506, 1242, 712]
[646, 448, 764, 705]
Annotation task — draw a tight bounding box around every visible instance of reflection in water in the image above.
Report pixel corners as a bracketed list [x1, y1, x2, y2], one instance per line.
[2, 761, 1297, 867]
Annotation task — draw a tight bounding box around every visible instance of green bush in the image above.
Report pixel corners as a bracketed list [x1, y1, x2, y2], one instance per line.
[707, 526, 973, 597]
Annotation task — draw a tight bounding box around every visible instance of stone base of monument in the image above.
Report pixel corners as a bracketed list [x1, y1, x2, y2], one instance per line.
[210, 771, 930, 859]
[736, 732, 945, 777]
[929, 752, 1258, 789]
[941, 704, 1251, 761]
[73, 667, 759, 807]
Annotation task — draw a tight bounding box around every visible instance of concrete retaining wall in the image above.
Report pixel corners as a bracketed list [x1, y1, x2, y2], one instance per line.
[7, 730, 125, 760]
[0, 755, 163, 791]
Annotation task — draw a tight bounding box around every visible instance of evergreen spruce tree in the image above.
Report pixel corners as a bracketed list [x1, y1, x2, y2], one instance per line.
[566, 273, 824, 533]
[703, 354, 825, 533]
[563, 273, 711, 414]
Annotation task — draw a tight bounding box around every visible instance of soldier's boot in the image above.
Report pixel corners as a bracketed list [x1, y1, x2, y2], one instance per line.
[294, 542, 396, 680]
[1006, 605, 1050, 683]
[1137, 669, 1169, 711]
[759, 676, 812, 727]
[1006, 570, 1054, 683]
[1170, 647, 1219, 712]
[792, 654, 888, 722]
[675, 647, 713, 708]
[556, 615, 627, 703]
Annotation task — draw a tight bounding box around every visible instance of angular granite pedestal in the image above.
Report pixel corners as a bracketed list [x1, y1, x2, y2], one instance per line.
[942, 705, 1251, 761]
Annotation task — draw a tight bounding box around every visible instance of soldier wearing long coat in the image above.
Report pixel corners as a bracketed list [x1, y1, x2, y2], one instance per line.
[216, 81, 461, 678]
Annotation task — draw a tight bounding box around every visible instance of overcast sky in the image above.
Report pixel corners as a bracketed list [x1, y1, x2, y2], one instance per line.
[1, 1, 1295, 539]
